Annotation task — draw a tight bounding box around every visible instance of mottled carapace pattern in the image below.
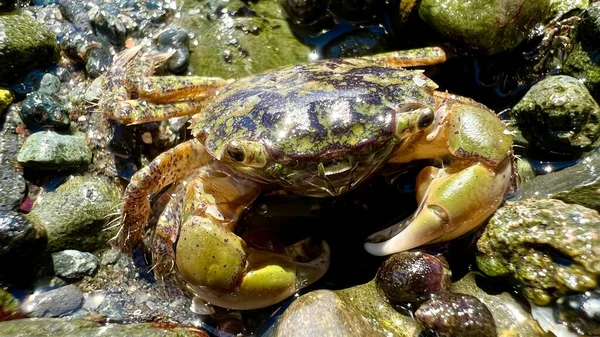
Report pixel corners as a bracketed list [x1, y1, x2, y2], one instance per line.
[191, 58, 438, 162]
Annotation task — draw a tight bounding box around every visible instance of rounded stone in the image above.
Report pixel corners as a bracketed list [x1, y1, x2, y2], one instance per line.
[376, 251, 452, 305]
[511, 75, 600, 155]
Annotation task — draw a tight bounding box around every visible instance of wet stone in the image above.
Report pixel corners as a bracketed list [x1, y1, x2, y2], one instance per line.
[418, 0, 550, 54]
[554, 290, 600, 336]
[520, 148, 600, 212]
[26, 175, 121, 252]
[82, 291, 125, 322]
[563, 2, 600, 100]
[0, 14, 59, 83]
[177, 0, 312, 78]
[450, 273, 546, 336]
[477, 199, 600, 305]
[376, 251, 451, 305]
[21, 284, 83, 318]
[415, 292, 497, 337]
[0, 318, 208, 336]
[100, 248, 120, 266]
[17, 131, 92, 169]
[38, 73, 61, 95]
[0, 168, 26, 211]
[88, 7, 128, 47]
[51, 250, 99, 279]
[510, 75, 600, 155]
[0, 210, 47, 282]
[157, 28, 190, 74]
[85, 45, 112, 78]
[19, 92, 70, 131]
[274, 280, 421, 337]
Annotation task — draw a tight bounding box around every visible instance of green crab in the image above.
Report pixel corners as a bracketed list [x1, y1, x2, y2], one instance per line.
[101, 45, 514, 310]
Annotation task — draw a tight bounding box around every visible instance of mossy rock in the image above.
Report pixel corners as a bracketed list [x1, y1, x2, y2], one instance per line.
[0, 14, 60, 83]
[26, 175, 122, 252]
[175, 0, 311, 78]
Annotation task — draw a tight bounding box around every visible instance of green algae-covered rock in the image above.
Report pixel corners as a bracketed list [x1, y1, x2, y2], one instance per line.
[26, 175, 121, 252]
[175, 0, 311, 79]
[0, 318, 206, 337]
[550, 0, 588, 16]
[0, 14, 60, 83]
[17, 131, 92, 169]
[274, 280, 421, 337]
[0, 88, 13, 112]
[0, 288, 20, 320]
[418, 0, 551, 54]
[563, 2, 600, 100]
[510, 75, 600, 155]
[477, 199, 600, 305]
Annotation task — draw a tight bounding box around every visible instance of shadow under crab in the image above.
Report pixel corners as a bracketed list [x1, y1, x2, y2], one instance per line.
[98, 45, 515, 310]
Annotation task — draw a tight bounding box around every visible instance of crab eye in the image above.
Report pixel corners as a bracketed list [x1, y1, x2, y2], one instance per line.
[417, 108, 434, 129]
[226, 140, 246, 162]
[225, 139, 269, 168]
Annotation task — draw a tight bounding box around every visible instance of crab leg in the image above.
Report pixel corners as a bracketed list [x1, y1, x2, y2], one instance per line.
[152, 167, 330, 310]
[362, 46, 447, 68]
[101, 46, 231, 124]
[365, 97, 514, 256]
[117, 138, 211, 252]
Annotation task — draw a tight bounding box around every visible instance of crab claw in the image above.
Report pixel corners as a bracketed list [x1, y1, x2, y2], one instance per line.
[175, 217, 330, 310]
[364, 159, 512, 256]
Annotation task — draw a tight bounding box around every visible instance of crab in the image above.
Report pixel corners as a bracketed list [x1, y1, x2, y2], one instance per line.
[100, 45, 514, 310]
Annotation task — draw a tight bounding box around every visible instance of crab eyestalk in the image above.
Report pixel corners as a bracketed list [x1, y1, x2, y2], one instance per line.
[365, 95, 514, 256]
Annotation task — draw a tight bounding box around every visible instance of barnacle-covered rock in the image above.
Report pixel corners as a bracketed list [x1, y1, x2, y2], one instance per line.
[477, 199, 600, 305]
[510, 75, 600, 155]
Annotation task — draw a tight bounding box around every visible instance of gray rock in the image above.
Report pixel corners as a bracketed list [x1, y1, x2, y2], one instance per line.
[520, 148, 600, 212]
[19, 92, 70, 131]
[100, 248, 120, 266]
[0, 107, 26, 211]
[26, 175, 121, 252]
[0, 210, 47, 282]
[0, 14, 60, 83]
[418, 0, 551, 54]
[511, 75, 600, 155]
[52, 250, 99, 279]
[20, 284, 83, 318]
[17, 131, 92, 169]
[0, 167, 26, 211]
[0, 318, 207, 337]
[39, 73, 61, 94]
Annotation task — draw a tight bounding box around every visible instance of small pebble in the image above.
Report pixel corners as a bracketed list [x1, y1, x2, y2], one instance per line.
[38, 73, 61, 94]
[20, 284, 84, 317]
[19, 92, 70, 130]
[376, 251, 452, 305]
[415, 293, 497, 337]
[52, 250, 99, 279]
